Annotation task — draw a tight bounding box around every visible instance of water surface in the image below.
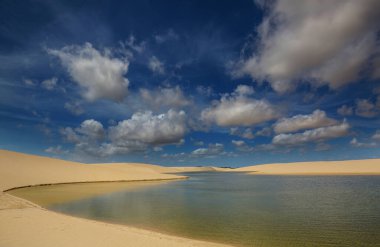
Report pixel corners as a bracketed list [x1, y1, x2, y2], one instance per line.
[10, 172, 380, 247]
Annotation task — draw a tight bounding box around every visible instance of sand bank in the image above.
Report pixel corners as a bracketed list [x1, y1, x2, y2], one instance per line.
[234, 159, 380, 175]
[0, 150, 229, 247]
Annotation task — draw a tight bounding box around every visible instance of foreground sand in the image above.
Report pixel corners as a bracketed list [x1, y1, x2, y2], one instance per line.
[234, 159, 380, 175]
[0, 150, 229, 247]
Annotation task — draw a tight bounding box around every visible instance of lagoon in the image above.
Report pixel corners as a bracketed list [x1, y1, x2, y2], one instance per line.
[10, 172, 380, 247]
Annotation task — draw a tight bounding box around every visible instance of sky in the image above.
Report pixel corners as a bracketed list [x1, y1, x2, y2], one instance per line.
[1, 0, 380, 167]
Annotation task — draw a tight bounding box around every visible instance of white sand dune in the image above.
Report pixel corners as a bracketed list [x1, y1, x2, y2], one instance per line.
[170, 166, 217, 172]
[234, 159, 380, 175]
[0, 150, 229, 247]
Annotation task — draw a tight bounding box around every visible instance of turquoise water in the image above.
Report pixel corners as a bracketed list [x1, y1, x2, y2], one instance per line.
[11, 173, 380, 246]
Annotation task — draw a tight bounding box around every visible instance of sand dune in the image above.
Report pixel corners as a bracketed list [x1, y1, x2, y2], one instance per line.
[235, 159, 380, 175]
[170, 166, 218, 172]
[0, 150, 228, 247]
[0, 150, 185, 192]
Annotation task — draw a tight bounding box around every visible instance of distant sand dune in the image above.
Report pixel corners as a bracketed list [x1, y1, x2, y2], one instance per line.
[234, 159, 380, 175]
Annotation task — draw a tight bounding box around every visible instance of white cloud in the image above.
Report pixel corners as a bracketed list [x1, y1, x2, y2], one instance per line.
[231, 140, 254, 152]
[355, 99, 379, 118]
[256, 127, 272, 137]
[201, 85, 278, 127]
[274, 110, 337, 134]
[231, 140, 244, 146]
[76, 119, 105, 141]
[109, 110, 187, 146]
[148, 56, 165, 75]
[60, 110, 187, 157]
[60, 127, 80, 143]
[154, 29, 179, 43]
[23, 78, 35, 86]
[337, 105, 353, 116]
[64, 101, 84, 115]
[230, 127, 254, 139]
[233, 0, 380, 93]
[48, 43, 130, 102]
[45, 145, 67, 155]
[234, 84, 254, 96]
[350, 138, 376, 148]
[372, 130, 380, 140]
[272, 121, 350, 145]
[41, 77, 58, 90]
[139, 86, 190, 110]
[61, 119, 105, 144]
[191, 143, 224, 157]
[124, 35, 146, 54]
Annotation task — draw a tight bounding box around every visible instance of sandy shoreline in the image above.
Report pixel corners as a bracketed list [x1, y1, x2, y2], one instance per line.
[1, 149, 380, 247]
[0, 150, 229, 247]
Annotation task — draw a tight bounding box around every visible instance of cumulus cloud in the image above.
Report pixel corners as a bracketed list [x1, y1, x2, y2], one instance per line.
[41, 77, 58, 90]
[337, 105, 353, 116]
[230, 127, 254, 139]
[272, 121, 350, 145]
[148, 56, 165, 75]
[48, 42, 130, 102]
[274, 110, 337, 134]
[355, 99, 379, 117]
[45, 145, 67, 155]
[60, 127, 80, 143]
[61, 119, 105, 144]
[231, 140, 245, 147]
[109, 110, 187, 146]
[201, 85, 278, 126]
[191, 143, 224, 157]
[256, 127, 272, 137]
[234, 84, 254, 96]
[76, 119, 105, 141]
[139, 86, 190, 110]
[233, 0, 380, 93]
[232, 140, 254, 152]
[60, 110, 187, 157]
[64, 101, 84, 115]
[350, 138, 376, 148]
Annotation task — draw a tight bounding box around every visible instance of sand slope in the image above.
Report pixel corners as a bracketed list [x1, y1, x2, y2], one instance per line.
[0, 150, 229, 247]
[0, 150, 184, 191]
[235, 159, 380, 175]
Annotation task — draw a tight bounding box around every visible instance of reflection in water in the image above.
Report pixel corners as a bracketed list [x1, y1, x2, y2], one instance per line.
[10, 173, 380, 247]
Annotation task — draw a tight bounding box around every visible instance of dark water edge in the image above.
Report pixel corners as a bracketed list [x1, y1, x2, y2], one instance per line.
[10, 172, 380, 247]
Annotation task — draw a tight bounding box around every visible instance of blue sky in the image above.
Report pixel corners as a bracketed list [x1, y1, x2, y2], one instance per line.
[1, 0, 380, 166]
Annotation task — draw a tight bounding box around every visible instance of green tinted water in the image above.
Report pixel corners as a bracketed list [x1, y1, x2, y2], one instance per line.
[10, 173, 380, 246]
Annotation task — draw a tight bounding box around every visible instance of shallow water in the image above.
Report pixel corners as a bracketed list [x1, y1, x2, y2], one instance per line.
[10, 173, 380, 247]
